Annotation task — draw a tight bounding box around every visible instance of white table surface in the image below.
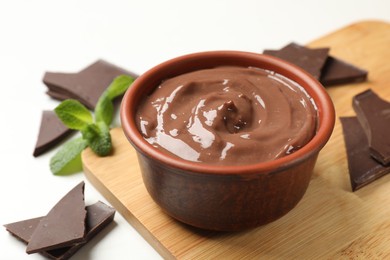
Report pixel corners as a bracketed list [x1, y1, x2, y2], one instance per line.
[1, 0, 389, 259]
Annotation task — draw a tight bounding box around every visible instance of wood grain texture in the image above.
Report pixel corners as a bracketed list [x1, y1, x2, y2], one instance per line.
[82, 20, 390, 259]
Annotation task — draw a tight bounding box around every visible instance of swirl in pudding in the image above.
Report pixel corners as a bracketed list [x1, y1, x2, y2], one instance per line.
[136, 66, 317, 165]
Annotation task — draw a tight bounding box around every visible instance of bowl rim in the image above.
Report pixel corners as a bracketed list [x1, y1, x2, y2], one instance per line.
[120, 50, 335, 175]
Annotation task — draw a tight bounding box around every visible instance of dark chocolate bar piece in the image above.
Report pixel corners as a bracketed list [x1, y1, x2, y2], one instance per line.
[43, 60, 137, 109]
[263, 42, 330, 79]
[26, 182, 87, 254]
[4, 216, 43, 243]
[320, 56, 368, 86]
[33, 110, 73, 157]
[262, 49, 278, 56]
[263, 42, 368, 86]
[340, 117, 390, 191]
[46, 89, 74, 101]
[353, 89, 390, 165]
[4, 201, 115, 260]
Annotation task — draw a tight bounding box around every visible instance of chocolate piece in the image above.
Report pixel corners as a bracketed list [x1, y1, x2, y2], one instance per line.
[33, 110, 73, 157]
[4, 201, 115, 260]
[82, 201, 116, 241]
[4, 216, 43, 243]
[353, 89, 390, 165]
[263, 43, 368, 86]
[43, 60, 137, 109]
[263, 43, 329, 79]
[26, 182, 87, 254]
[340, 117, 390, 191]
[320, 56, 368, 86]
[262, 50, 278, 56]
[46, 89, 74, 101]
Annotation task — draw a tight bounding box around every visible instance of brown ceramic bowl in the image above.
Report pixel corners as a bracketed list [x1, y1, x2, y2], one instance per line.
[120, 51, 335, 231]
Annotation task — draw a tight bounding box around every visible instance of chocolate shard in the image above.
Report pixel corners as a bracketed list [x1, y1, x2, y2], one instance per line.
[353, 89, 390, 165]
[45, 201, 115, 260]
[340, 117, 390, 191]
[26, 182, 87, 254]
[43, 60, 138, 109]
[4, 201, 115, 260]
[263, 43, 368, 86]
[320, 56, 368, 86]
[4, 216, 43, 243]
[263, 42, 330, 79]
[46, 89, 75, 102]
[33, 110, 73, 157]
[262, 50, 278, 56]
[82, 201, 116, 241]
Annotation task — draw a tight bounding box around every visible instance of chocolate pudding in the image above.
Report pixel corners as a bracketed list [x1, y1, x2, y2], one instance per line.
[136, 66, 317, 165]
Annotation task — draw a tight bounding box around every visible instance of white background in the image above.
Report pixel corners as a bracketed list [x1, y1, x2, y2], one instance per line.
[0, 1, 389, 259]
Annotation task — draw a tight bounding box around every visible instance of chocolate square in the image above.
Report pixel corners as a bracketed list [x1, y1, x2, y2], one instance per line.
[340, 117, 390, 191]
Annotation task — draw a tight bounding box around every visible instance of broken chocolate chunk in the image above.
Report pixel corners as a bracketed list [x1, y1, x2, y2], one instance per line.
[46, 89, 74, 101]
[263, 42, 368, 86]
[33, 110, 73, 157]
[26, 182, 87, 254]
[353, 89, 390, 165]
[340, 117, 390, 191]
[45, 201, 115, 260]
[43, 60, 137, 109]
[263, 42, 330, 79]
[4, 216, 43, 243]
[320, 56, 368, 86]
[4, 201, 115, 260]
[262, 49, 278, 56]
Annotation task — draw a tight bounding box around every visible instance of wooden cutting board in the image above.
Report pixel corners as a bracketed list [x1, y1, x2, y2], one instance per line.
[83, 20, 390, 259]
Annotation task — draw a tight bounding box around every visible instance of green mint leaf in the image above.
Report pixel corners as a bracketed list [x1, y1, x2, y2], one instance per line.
[105, 75, 134, 101]
[50, 137, 88, 175]
[95, 93, 114, 126]
[94, 75, 134, 126]
[55, 99, 93, 130]
[81, 122, 112, 156]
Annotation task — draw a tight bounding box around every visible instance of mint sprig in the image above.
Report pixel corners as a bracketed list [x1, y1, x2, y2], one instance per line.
[55, 100, 93, 130]
[50, 137, 88, 175]
[50, 75, 134, 175]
